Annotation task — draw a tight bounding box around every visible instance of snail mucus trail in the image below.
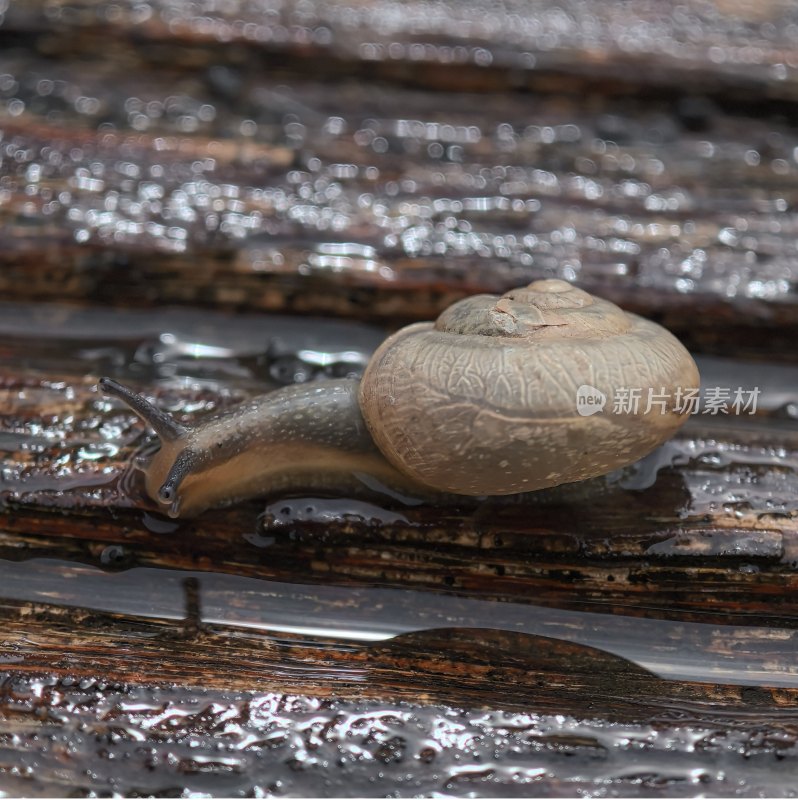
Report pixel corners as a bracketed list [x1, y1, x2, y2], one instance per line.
[100, 280, 700, 518]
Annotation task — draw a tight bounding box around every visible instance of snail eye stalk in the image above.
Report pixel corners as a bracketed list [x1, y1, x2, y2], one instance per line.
[99, 377, 188, 442]
[157, 447, 199, 505]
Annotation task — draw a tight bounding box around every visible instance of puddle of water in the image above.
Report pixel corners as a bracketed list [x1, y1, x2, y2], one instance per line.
[259, 496, 411, 527]
[0, 302, 381, 390]
[1, 558, 797, 688]
[612, 424, 798, 518]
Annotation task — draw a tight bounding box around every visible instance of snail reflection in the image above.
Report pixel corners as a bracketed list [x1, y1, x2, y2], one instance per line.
[100, 280, 700, 518]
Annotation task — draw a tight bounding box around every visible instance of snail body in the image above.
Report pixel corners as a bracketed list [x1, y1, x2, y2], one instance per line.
[100, 377, 409, 518]
[101, 280, 699, 518]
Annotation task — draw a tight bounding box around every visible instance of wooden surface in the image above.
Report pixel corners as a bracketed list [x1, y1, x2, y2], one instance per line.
[3, 3, 798, 358]
[2, 1, 798, 796]
[1, 305, 798, 795]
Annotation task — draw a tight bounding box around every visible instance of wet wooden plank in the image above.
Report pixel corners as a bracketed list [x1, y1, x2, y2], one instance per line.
[4, 667, 797, 798]
[1, 306, 797, 703]
[2, 2, 798, 795]
[7, 0, 798, 100]
[1, 21, 798, 357]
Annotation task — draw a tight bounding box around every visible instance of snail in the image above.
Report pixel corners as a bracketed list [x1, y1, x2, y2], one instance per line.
[100, 279, 699, 518]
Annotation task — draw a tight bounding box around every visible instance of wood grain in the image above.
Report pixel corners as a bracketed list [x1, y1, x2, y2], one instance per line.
[3, 1, 798, 795]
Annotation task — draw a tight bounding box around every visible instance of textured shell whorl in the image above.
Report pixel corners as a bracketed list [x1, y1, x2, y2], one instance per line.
[359, 279, 700, 496]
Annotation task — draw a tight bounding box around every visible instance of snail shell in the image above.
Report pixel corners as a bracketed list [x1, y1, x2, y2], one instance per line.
[360, 279, 699, 495]
[100, 279, 699, 517]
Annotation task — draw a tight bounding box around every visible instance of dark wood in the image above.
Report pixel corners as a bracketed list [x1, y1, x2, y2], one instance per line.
[1, 303, 798, 794]
[3, 1, 798, 795]
[2, 8, 798, 359]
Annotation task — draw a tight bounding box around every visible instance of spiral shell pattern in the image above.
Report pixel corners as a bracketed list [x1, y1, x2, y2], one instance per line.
[360, 279, 700, 495]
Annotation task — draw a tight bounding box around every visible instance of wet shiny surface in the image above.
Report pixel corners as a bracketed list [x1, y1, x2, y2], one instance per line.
[3, 57, 798, 305]
[5, 673, 798, 798]
[6, 0, 798, 95]
[0, 304, 797, 794]
[4, 1, 798, 795]
[5, 557, 798, 687]
[3, 6, 798, 357]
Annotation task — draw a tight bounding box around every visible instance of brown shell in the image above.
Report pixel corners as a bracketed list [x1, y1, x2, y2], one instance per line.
[359, 279, 700, 495]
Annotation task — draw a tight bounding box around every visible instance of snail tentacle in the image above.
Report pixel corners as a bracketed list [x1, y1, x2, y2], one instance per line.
[99, 377, 188, 442]
[157, 447, 199, 504]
